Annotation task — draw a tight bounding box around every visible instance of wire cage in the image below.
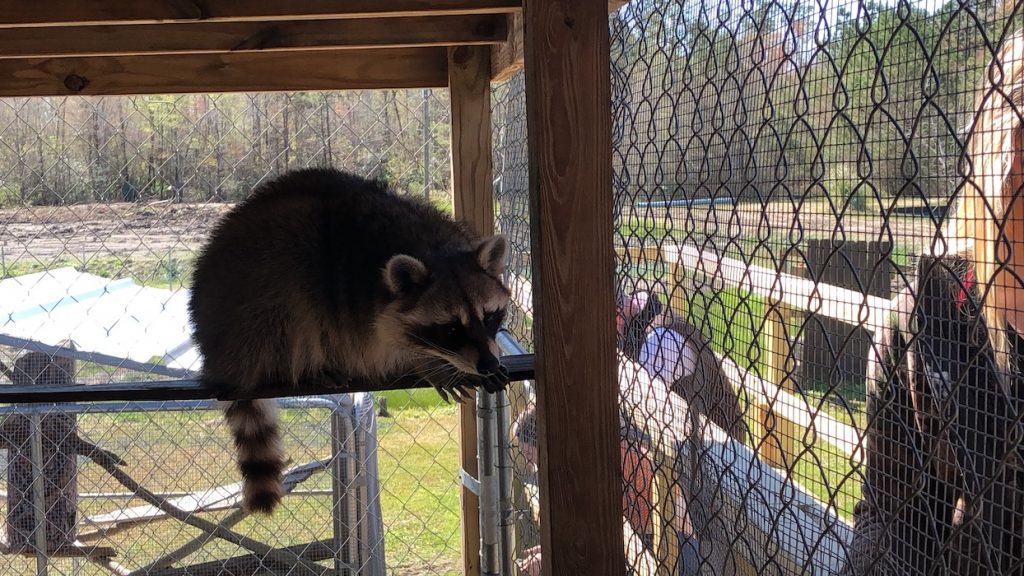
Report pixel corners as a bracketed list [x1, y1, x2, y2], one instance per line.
[0, 391, 385, 576]
[488, 0, 1024, 574]
[0, 90, 470, 576]
[6, 1, 1024, 575]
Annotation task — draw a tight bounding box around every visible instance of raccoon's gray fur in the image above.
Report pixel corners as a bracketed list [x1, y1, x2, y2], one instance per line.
[188, 167, 511, 514]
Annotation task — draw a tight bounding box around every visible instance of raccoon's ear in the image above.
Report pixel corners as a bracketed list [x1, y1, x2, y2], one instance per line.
[384, 254, 429, 297]
[474, 234, 507, 277]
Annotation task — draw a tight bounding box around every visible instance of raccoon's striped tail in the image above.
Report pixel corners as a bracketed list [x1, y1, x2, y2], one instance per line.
[223, 399, 285, 514]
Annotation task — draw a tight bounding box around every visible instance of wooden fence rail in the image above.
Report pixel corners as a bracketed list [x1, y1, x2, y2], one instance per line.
[505, 237, 886, 573]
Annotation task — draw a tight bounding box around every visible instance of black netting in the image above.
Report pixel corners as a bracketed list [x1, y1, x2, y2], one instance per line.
[493, 0, 1024, 574]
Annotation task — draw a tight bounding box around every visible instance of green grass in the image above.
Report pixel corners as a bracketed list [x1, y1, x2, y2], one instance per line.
[377, 387, 451, 412]
[1, 253, 198, 290]
[374, 394, 462, 575]
[790, 436, 864, 521]
[685, 287, 767, 374]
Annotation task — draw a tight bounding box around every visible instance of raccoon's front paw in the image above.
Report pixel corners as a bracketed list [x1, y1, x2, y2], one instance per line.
[478, 364, 510, 394]
[431, 380, 475, 404]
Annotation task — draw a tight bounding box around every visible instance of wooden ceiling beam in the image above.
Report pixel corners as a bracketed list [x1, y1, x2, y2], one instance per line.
[0, 1, 521, 28]
[0, 15, 507, 59]
[491, 1, 629, 82]
[0, 47, 450, 97]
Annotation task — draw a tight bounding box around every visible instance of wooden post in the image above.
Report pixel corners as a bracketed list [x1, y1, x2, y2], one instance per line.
[754, 300, 797, 469]
[1, 352, 78, 555]
[523, 1, 624, 575]
[449, 44, 494, 576]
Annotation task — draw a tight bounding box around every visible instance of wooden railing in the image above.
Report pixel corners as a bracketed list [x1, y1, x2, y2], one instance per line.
[506, 240, 895, 574]
[617, 355, 853, 576]
[515, 354, 853, 575]
[623, 242, 893, 465]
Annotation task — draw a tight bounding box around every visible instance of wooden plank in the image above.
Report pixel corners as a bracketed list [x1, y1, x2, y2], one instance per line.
[449, 44, 495, 576]
[491, 1, 628, 82]
[752, 302, 797, 469]
[147, 539, 335, 576]
[506, 270, 863, 460]
[491, 13, 524, 82]
[0, 541, 117, 559]
[0, 15, 507, 59]
[523, 1, 623, 575]
[0, 47, 450, 97]
[617, 356, 854, 575]
[716, 351, 862, 461]
[0, 47, 440, 94]
[0, 1, 522, 27]
[664, 243, 893, 334]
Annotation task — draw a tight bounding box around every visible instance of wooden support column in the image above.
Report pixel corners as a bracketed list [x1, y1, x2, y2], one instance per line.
[754, 301, 797, 469]
[523, 1, 624, 575]
[449, 44, 494, 576]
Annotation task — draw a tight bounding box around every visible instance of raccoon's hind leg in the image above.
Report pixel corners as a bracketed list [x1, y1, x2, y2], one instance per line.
[223, 398, 286, 514]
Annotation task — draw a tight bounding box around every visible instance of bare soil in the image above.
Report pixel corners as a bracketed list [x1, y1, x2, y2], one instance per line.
[0, 199, 940, 266]
[0, 201, 234, 262]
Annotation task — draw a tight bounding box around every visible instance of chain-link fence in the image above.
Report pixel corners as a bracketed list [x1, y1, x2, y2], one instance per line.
[8, 1, 1024, 573]
[0, 89, 466, 575]
[492, 72, 539, 575]
[494, 0, 1024, 574]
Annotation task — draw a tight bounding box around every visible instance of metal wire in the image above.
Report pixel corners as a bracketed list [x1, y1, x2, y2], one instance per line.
[491, 0, 1024, 574]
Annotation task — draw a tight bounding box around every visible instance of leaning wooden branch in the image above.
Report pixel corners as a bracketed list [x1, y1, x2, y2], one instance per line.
[81, 447, 327, 576]
[146, 539, 335, 576]
[133, 460, 331, 574]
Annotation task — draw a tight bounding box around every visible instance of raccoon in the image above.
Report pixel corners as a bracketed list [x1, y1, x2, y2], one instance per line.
[188, 167, 511, 514]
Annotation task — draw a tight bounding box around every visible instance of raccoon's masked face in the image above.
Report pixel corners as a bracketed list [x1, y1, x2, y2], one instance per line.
[382, 234, 511, 393]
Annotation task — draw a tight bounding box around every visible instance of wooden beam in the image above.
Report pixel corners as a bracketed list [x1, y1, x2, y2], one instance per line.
[490, 12, 524, 82]
[0, 1, 522, 28]
[0, 47, 449, 97]
[491, 1, 628, 81]
[523, 1, 622, 575]
[449, 44, 496, 576]
[0, 15, 507, 59]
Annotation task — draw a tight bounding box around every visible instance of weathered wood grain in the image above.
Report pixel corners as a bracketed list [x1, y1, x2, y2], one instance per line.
[491, 1, 630, 82]
[0, 15, 507, 59]
[0, 1, 522, 27]
[0, 47, 449, 97]
[449, 44, 496, 576]
[523, 1, 623, 574]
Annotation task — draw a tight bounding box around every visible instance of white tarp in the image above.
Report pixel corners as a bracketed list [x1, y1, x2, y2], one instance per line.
[0, 267, 201, 377]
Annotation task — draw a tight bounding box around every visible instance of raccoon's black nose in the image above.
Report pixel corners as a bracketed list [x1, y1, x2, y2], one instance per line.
[477, 356, 501, 377]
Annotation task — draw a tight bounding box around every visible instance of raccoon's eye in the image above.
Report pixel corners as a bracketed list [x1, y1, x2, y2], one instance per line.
[415, 321, 465, 351]
[432, 321, 464, 345]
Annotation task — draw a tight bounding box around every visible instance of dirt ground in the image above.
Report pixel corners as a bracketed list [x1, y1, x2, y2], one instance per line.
[0, 201, 233, 262]
[0, 199, 940, 265]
